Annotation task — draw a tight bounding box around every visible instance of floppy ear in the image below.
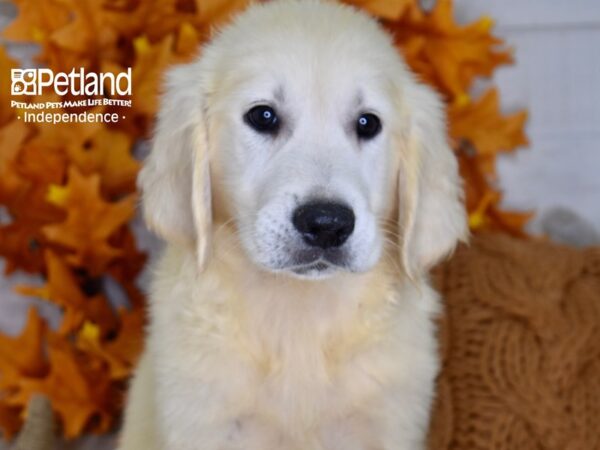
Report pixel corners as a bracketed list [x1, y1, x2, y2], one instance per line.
[396, 80, 468, 278]
[138, 64, 212, 269]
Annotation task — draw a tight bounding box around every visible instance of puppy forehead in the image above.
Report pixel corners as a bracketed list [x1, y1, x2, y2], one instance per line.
[208, 50, 395, 120]
[216, 1, 393, 52]
[232, 69, 380, 111]
[203, 1, 400, 102]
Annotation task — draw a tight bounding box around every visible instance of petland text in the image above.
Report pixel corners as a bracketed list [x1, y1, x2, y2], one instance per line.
[11, 68, 132, 96]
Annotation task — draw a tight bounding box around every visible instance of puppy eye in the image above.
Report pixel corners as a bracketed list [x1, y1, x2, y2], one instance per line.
[244, 105, 280, 134]
[356, 113, 381, 140]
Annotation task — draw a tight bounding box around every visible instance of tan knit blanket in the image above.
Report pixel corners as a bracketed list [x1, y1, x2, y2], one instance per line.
[11, 233, 600, 450]
[429, 233, 600, 450]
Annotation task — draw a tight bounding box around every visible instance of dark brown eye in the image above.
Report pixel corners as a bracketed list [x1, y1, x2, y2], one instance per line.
[244, 105, 280, 134]
[356, 113, 381, 139]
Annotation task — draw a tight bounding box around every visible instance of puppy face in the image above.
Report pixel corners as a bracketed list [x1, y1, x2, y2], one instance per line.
[139, 1, 467, 280]
[208, 44, 398, 278]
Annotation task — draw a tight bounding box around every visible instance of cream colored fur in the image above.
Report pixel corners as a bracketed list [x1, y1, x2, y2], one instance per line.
[119, 1, 467, 449]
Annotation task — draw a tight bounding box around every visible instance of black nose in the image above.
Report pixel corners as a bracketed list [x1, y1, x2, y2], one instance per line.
[292, 202, 355, 249]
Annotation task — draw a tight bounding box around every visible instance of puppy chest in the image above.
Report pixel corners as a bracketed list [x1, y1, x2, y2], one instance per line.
[239, 327, 390, 432]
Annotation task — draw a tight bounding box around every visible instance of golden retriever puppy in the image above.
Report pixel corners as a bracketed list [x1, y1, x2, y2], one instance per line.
[119, 1, 467, 449]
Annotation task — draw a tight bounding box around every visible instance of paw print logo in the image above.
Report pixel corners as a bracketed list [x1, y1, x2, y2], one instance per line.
[11, 69, 37, 95]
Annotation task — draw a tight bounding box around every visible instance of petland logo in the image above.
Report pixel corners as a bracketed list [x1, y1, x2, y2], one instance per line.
[11, 68, 132, 96]
[10, 68, 133, 124]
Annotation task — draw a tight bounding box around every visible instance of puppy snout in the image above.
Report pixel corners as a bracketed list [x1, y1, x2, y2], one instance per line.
[292, 202, 355, 249]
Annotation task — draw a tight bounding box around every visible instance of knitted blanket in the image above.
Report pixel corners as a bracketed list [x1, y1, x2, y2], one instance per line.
[429, 233, 600, 450]
[11, 233, 600, 450]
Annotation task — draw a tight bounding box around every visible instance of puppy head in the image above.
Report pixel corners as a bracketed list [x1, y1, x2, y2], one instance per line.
[139, 0, 467, 279]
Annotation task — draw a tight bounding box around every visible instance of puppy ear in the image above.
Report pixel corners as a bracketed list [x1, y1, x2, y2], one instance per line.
[396, 80, 468, 278]
[138, 64, 212, 269]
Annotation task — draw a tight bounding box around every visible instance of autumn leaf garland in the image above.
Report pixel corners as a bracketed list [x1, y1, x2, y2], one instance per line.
[0, 0, 529, 439]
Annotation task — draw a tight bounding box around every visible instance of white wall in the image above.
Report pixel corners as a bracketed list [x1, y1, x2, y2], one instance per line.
[455, 0, 600, 232]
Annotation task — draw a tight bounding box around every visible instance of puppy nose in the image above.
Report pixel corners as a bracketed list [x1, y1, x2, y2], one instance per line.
[292, 202, 355, 249]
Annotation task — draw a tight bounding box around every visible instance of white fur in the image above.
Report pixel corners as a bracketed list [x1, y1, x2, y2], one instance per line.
[120, 1, 467, 449]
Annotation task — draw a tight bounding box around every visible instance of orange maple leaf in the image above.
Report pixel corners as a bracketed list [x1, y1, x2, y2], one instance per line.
[0, 308, 47, 437]
[7, 338, 117, 438]
[102, 307, 144, 375]
[0, 308, 48, 390]
[0, 119, 31, 207]
[65, 128, 140, 196]
[386, 0, 513, 102]
[345, 0, 411, 20]
[49, 0, 118, 56]
[0, 401, 22, 440]
[130, 35, 176, 122]
[0, 221, 47, 274]
[16, 250, 117, 336]
[77, 307, 145, 380]
[450, 89, 529, 160]
[0, 47, 18, 126]
[2, 0, 70, 44]
[42, 167, 136, 274]
[175, 22, 201, 59]
[0, 120, 66, 274]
